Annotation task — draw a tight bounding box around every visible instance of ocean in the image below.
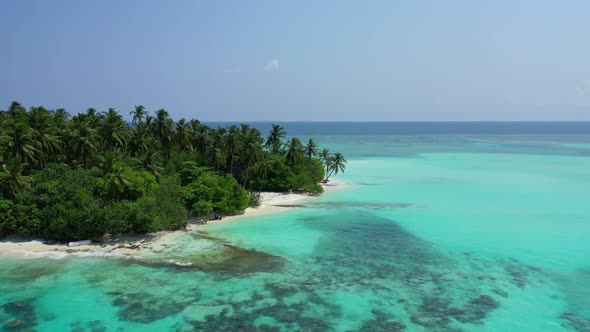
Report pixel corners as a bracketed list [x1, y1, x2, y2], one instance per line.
[1, 122, 590, 331]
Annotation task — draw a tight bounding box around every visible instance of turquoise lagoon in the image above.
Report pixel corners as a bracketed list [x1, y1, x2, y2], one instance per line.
[2, 131, 590, 331]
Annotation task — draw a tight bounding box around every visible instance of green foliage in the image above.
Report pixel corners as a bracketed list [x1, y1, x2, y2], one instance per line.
[0, 102, 344, 241]
[98, 175, 188, 235]
[324, 152, 347, 180]
[125, 169, 158, 200]
[285, 137, 304, 166]
[95, 201, 138, 235]
[292, 158, 325, 190]
[10, 203, 42, 237]
[248, 191, 261, 207]
[0, 160, 32, 199]
[94, 176, 187, 235]
[182, 172, 249, 216]
[179, 161, 208, 186]
[250, 155, 295, 192]
[193, 200, 214, 215]
[15, 164, 101, 240]
[0, 199, 16, 237]
[148, 175, 187, 231]
[265, 124, 285, 155]
[212, 174, 250, 213]
[0, 164, 187, 240]
[249, 154, 325, 193]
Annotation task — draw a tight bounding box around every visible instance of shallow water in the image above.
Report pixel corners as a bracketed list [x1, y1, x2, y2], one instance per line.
[2, 133, 590, 331]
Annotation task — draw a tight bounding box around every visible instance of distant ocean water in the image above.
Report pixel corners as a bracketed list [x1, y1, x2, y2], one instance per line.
[2, 122, 590, 331]
[206, 121, 590, 136]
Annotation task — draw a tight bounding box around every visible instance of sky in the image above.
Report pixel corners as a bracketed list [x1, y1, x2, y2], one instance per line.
[1, 0, 590, 121]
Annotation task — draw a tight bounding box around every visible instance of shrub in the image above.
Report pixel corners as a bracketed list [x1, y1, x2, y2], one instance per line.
[193, 200, 214, 215]
[14, 164, 101, 240]
[249, 155, 295, 192]
[0, 199, 16, 237]
[182, 172, 249, 216]
[302, 183, 324, 195]
[248, 192, 261, 207]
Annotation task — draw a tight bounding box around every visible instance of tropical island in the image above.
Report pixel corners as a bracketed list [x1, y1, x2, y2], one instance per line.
[0, 102, 346, 242]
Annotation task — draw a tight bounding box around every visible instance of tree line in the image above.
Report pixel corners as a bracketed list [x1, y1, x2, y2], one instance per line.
[0, 102, 346, 240]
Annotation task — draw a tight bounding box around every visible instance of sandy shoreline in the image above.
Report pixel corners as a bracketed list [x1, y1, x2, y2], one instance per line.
[0, 181, 348, 259]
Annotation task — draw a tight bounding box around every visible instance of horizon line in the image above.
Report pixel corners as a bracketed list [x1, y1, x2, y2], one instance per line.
[202, 120, 590, 123]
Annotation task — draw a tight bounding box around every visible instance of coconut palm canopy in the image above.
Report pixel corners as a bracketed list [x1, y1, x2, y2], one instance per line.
[0, 102, 346, 240]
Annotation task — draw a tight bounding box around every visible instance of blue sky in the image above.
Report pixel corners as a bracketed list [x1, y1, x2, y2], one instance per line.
[1, 1, 590, 121]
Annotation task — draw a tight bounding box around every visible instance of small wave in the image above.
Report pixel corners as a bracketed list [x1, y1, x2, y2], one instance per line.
[164, 259, 193, 267]
[9, 249, 142, 261]
[72, 251, 139, 260]
[23, 250, 69, 260]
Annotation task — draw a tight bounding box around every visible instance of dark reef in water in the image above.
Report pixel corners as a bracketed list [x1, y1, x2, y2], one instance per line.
[109, 289, 198, 324]
[187, 287, 338, 332]
[300, 212, 509, 330]
[70, 320, 108, 332]
[1, 209, 557, 331]
[353, 310, 406, 331]
[180, 210, 507, 331]
[411, 295, 501, 328]
[115, 243, 285, 275]
[197, 245, 285, 274]
[1, 300, 38, 331]
[190, 308, 285, 332]
[561, 313, 590, 332]
[189, 230, 228, 242]
[0, 260, 65, 286]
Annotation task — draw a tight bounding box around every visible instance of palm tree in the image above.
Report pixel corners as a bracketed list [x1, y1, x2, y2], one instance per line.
[102, 163, 130, 201]
[225, 125, 242, 175]
[304, 138, 319, 159]
[265, 124, 285, 154]
[85, 108, 102, 128]
[6, 101, 26, 119]
[326, 152, 346, 180]
[319, 148, 331, 176]
[128, 124, 151, 157]
[189, 119, 201, 132]
[52, 108, 70, 131]
[50, 109, 70, 163]
[28, 106, 62, 165]
[214, 147, 225, 174]
[0, 116, 40, 166]
[238, 124, 263, 182]
[174, 118, 192, 152]
[52, 108, 70, 159]
[100, 108, 130, 152]
[285, 137, 304, 166]
[210, 127, 227, 171]
[255, 156, 275, 192]
[0, 159, 31, 199]
[154, 109, 174, 159]
[193, 126, 211, 157]
[130, 105, 147, 126]
[145, 114, 155, 129]
[99, 152, 118, 175]
[141, 151, 163, 180]
[70, 118, 99, 166]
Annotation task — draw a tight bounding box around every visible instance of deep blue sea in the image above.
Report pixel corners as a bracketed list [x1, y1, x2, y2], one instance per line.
[206, 121, 590, 136]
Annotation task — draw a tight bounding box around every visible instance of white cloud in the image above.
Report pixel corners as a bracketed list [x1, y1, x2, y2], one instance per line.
[576, 80, 590, 96]
[264, 59, 280, 72]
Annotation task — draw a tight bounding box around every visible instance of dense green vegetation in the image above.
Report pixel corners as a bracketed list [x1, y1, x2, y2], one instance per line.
[0, 102, 346, 241]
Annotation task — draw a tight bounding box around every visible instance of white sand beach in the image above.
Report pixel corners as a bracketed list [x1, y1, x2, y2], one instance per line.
[0, 181, 348, 259]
